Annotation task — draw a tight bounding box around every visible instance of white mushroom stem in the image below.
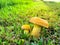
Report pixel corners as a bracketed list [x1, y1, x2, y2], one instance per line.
[31, 24, 41, 38]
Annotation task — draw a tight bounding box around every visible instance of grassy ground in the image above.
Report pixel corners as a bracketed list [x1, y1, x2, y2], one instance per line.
[0, 0, 60, 45]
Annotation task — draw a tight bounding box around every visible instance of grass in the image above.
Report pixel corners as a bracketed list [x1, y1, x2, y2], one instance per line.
[0, 0, 60, 45]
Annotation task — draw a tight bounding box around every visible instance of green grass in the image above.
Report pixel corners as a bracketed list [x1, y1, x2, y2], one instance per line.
[0, 0, 60, 45]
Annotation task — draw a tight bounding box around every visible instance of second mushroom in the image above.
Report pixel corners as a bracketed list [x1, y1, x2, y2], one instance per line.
[21, 24, 31, 34]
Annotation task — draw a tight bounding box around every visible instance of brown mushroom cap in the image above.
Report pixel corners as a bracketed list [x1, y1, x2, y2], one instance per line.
[29, 17, 49, 28]
[21, 25, 30, 30]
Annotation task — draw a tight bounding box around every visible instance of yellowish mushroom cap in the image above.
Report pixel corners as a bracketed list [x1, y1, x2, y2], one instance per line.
[29, 17, 49, 28]
[21, 25, 30, 30]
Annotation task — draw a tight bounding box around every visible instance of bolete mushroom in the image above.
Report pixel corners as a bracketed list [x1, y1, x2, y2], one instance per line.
[29, 17, 49, 38]
[21, 24, 31, 34]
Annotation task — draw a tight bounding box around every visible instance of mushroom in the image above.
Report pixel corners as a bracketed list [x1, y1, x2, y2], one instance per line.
[21, 24, 31, 34]
[29, 17, 49, 38]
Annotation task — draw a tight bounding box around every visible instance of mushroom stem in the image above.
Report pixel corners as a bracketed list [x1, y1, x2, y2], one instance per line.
[31, 24, 41, 38]
[24, 30, 29, 34]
